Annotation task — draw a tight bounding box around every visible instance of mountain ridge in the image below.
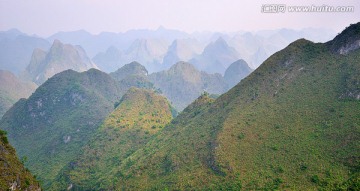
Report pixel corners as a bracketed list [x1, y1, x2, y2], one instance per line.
[108, 23, 360, 190]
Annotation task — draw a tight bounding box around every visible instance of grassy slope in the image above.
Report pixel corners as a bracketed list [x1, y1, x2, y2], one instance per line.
[0, 130, 41, 191]
[50, 88, 174, 190]
[116, 93, 221, 190]
[215, 40, 360, 190]
[113, 36, 360, 189]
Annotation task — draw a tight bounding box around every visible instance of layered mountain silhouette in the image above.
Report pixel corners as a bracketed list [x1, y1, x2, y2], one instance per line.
[124, 38, 168, 72]
[108, 61, 236, 111]
[92, 46, 123, 73]
[0, 70, 37, 117]
[0, 30, 50, 75]
[162, 38, 204, 70]
[148, 61, 228, 110]
[92, 38, 169, 73]
[0, 27, 336, 76]
[190, 37, 241, 74]
[49, 27, 190, 58]
[21, 40, 98, 85]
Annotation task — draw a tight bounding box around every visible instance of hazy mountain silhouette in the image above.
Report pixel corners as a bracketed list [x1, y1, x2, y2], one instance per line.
[21, 40, 98, 85]
[0, 30, 50, 74]
[190, 37, 240, 74]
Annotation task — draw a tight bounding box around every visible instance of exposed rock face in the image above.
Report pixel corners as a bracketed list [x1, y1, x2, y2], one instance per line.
[327, 22, 360, 55]
[337, 40, 360, 55]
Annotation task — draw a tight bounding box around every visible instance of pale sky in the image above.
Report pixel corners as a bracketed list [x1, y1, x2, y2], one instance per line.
[0, 0, 359, 37]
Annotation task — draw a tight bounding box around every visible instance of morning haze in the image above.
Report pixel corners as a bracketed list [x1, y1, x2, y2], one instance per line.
[0, 0, 359, 36]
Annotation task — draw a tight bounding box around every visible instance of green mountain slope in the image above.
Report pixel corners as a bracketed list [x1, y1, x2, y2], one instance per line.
[112, 23, 360, 190]
[0, 68, 156, 189]
[0, 130, 41, 191]
[0, 70, 37, 117]
[51, 88, 174, 190]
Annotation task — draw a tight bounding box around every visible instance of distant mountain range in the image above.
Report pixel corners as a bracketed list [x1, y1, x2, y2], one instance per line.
[47, 27, 190, 58]
[92, 46, 123, 73]
[161, 38, 204, 70]
[190, 37, 241, 74]
[0, 29, 50, 75]
[124, 38, 169, 72]
[0, 27, 336, 76]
